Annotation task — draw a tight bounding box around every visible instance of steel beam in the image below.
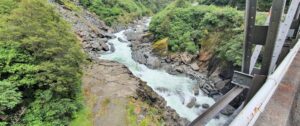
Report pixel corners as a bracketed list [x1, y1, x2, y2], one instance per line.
[244, 75, 267, 105]
[269, 0, 300, 74]
[249, 12, 271, 74]
[189, 86, 244, 126]
[260, 0, 287, 75]
[242, 0, 257, 74]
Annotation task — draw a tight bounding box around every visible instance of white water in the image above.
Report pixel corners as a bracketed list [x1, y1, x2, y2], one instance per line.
[100, 22, 228, 126]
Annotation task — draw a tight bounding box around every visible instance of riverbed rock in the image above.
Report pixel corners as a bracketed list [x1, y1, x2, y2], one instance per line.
[215, 79, 231, 90]
[132, 51, 147, 64]
[202, 103, 210, 109]
[100, 43, 109, 51]
[174, 66, 184, 73]
[180, 52, 193, 64]
[193, 85, 200, 96]
[124, 29, 142, 41]
[118, 37, 127, 43]
[190, 62, 200, 71]
[108, 43, 115, 53]
[187, 97, 197, 108]
[221, 105, 235, 116]
[195, 104, 201, 108]
[156, 87, 169, 93]
[147, 57, 161, 69]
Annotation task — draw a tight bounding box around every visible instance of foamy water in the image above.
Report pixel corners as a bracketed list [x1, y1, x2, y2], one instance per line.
[100, 21, 228, 126]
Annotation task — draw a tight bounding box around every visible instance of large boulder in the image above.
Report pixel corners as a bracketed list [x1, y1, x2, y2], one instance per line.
[221, 105, 235, 116]
[180, 52, 193, 64]
[100, 43, 109, 51]
[190, 62, 200, 71]
[152, 38, 168, 55]
[146, 57, 161, 69]
[215, 79, 231, 90]
[124, 29, 141, 41]
[174, 66, 184, 73]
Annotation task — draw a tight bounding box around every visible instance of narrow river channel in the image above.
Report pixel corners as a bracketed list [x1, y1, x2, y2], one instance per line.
[100, 20, 228, 126]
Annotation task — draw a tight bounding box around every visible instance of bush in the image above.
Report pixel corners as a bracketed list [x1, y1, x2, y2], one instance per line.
[150, 0, 268, 66]
[0, 0, 85, 125]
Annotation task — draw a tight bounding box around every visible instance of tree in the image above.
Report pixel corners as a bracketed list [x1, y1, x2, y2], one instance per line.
[0, 0, 85, 125]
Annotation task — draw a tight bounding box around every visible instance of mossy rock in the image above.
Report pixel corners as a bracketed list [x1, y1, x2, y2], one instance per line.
[152, 38, 168, 55]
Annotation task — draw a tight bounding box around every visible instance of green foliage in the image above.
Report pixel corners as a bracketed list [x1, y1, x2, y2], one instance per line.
[0, 0, 85, 125]
[150, 4, 244, 55]
[81, 0, 150, 26]
[0, 81, 21, 114]
[0, 0, 17, 15]
[150, 1, 268, 66]
[56, 0, 82, 12]
[195, 0, 272, 11]
[79, 0, 173, 26]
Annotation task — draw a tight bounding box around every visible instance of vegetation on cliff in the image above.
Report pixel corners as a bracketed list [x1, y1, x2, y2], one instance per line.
[149, 0, 268, 66]
[0, 0, 85, 125]
[78, 0, 173, 26]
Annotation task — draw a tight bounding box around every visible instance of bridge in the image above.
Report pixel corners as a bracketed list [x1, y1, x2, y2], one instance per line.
[190, 0, 300, 126]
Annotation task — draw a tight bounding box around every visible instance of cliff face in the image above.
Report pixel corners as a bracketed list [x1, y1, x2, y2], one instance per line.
[53, 2, 188, 126]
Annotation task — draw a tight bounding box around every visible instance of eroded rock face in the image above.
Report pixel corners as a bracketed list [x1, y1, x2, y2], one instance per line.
[55, 3, 114, 59]
[137, 82, 190, 126]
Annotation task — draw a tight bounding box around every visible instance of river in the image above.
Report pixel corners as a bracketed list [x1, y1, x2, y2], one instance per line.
[100, 20, 228, 126]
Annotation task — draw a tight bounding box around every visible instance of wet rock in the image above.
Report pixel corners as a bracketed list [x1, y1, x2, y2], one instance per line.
[195, 104, 201, 108]
[101, 43, 109, 51]
[215, 79, 231, 90]
[132, 52, 147, 64]
[128, 43, 132, 47]
[193, 85, 200, 96]
[156, 87, 169, 93]
[221, 105, 235, 116]
[190, 62, 200, 71]
[108, 43, 115, 53]
[187, 97, 197, 108]
[214, 115, 220, 119]
[118, 37, 127, 43]
[103, 33, 116, 39]
[180, 52, 193, 64]
[147, 57, 161, 69]
[175, 90, 185, 105]
[124, 30, 142, 41]
[202, 103, 210, 109]
[174, 66, 184, 73]
[208, 90, 220, 97]
[91, 41, 101, 50]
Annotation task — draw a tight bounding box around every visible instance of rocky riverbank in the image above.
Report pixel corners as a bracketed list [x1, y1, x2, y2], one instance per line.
[53, 2, 189, 125]
[125, 17, 237, 116]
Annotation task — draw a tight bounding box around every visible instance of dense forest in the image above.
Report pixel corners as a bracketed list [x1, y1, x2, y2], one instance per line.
[78, 0, 173, 26]
[0, 0, 85, 125]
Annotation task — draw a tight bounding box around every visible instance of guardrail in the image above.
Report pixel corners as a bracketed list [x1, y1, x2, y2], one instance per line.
[230, 39, 300, 126]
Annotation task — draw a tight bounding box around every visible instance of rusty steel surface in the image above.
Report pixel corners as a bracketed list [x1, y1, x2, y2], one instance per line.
[254, 50, 300, 126]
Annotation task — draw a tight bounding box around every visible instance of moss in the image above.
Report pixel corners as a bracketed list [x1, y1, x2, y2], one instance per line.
[152, 37, 168, 55]
[126, 98, 164, 126]
[70, 107, 93, 126]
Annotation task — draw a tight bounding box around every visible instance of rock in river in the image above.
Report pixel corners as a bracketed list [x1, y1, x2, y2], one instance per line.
[186, 97, 197, 108]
